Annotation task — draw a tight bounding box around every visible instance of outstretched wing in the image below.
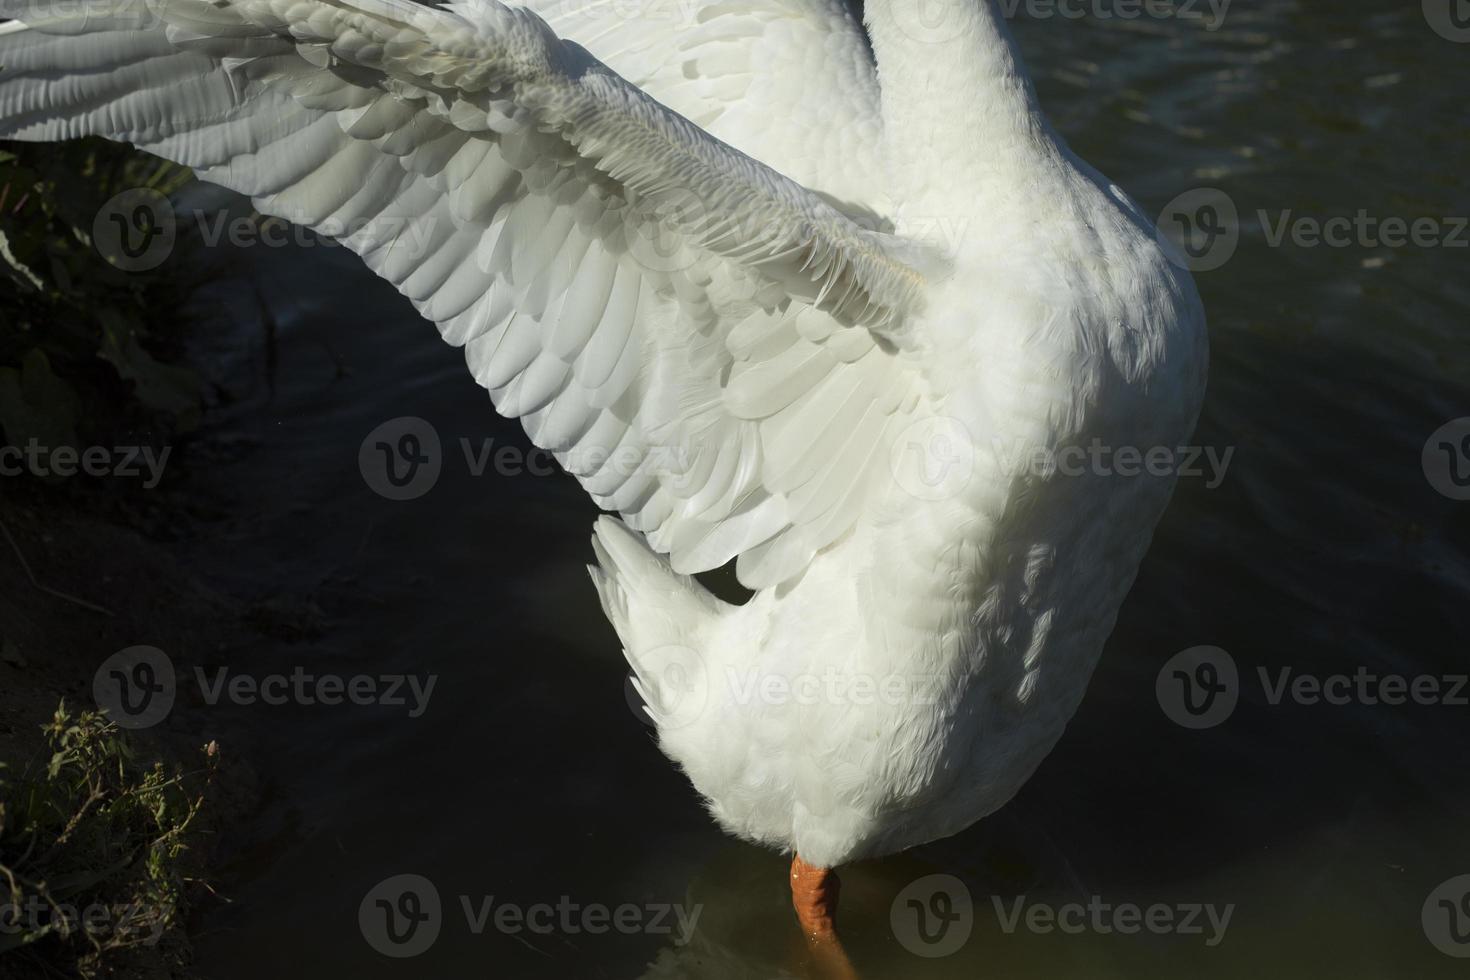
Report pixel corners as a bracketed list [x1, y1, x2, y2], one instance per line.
[0, 0, 934, 587]
[522, 0, 886, 205]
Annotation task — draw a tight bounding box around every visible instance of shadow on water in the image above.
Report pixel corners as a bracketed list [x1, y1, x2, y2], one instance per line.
[158, 1, 1470, 977]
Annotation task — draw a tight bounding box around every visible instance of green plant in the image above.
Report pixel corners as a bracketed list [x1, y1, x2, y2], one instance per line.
[0, 702, 218, 977]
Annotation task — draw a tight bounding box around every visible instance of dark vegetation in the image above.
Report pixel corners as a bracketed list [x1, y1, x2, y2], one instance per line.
[0, 139, 201, 459]
[1, 140, 228, 978]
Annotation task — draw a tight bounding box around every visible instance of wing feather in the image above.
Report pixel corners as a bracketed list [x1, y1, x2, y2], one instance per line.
[0, 0, 941, 588]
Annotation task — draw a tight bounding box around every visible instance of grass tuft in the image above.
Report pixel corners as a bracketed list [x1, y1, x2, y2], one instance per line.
[0, 702, 218, 977]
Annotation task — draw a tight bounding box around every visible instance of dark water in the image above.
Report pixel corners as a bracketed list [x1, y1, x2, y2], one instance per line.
[159, 2, 1470, 977]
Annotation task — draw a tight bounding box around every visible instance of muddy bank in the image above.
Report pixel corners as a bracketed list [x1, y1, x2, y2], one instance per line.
[0, 474, 272, 978]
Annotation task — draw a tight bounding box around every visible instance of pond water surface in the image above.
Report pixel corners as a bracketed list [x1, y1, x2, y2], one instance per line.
[164, 2, 1470, 977]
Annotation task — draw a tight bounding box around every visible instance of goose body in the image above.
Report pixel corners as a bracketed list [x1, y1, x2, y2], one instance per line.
[0, 0, 1206, 900]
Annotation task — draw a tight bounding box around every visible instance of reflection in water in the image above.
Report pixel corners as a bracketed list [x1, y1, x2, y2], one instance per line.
[176, 1, 1470, 977]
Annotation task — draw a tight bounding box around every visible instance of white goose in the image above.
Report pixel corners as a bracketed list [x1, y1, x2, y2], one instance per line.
[0, 0, 1206, 946]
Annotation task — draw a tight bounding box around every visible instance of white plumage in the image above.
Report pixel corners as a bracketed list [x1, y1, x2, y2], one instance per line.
[0, 0, 1206, 870]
